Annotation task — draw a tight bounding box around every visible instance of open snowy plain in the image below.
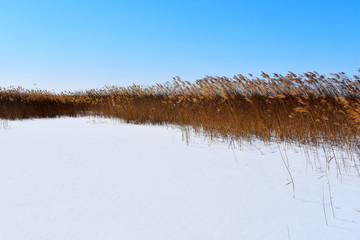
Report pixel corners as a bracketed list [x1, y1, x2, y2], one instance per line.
[0, 117, 359, 240]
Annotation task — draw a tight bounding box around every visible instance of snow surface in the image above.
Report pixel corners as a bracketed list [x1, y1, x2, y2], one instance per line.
[0, 117, 359, 240]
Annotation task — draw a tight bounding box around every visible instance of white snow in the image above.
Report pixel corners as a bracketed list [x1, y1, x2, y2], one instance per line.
[0, 117, 359, 240]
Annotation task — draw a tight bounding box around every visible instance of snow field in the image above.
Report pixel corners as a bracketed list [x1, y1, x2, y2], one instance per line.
[0, 117, 359, 240]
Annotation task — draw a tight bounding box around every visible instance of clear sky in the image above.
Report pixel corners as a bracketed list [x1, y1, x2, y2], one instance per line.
[0, 0, 359, 90]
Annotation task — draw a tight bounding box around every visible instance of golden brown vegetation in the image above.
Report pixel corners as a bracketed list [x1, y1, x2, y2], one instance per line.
[1, 70, 360, 161]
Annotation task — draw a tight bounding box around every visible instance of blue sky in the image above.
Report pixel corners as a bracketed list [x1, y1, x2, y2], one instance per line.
[0, 0, 359, 90]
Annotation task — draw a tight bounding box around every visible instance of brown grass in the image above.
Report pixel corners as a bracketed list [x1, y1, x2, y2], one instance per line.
[1, 70, 360, 166]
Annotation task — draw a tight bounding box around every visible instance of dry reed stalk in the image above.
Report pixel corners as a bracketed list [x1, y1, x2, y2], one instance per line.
[1, 70, 360, 171]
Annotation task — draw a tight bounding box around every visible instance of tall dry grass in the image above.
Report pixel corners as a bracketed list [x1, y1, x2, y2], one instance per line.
[1, 70, 360, 169]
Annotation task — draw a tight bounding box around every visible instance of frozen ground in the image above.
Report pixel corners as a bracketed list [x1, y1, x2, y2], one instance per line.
[0, 117, 359, 240]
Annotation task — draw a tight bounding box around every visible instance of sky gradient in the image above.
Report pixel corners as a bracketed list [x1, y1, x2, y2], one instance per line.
[0, 0, 359, 90]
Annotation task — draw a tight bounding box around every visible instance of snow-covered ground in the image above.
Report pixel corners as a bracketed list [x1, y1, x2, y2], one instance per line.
[0, 117, 359, 240]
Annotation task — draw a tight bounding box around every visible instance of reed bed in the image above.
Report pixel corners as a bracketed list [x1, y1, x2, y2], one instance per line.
[1, 70, 360, 170]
